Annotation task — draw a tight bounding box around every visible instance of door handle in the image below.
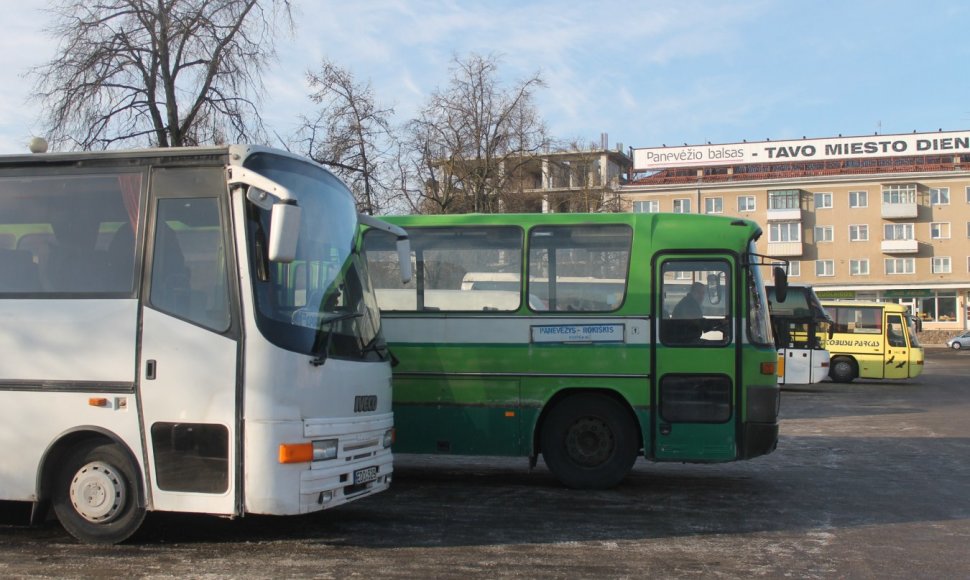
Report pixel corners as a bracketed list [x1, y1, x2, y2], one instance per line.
[146, 359, 157, 380]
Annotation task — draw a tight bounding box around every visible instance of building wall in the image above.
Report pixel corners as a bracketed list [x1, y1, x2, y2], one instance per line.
[622, 170, 970, 331]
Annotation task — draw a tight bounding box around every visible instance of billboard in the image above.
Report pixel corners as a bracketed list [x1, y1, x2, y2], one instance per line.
[632, 130, 970, 171]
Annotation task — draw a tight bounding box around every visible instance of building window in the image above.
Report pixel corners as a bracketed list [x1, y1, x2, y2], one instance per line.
[930, 187, 950, 205]
[850, 259, 869, 276]
[884, 223, 914, 240]
[931, 222, 950, 239]
[672, 198, 691, 213]
[738, 196, 756, 212]
[849, 190, 868, 208]
[849, 224, 869, 241]
[704, 197, 723, 214]
[768, 189, 800, 210]
[634, 200, 659, 213]
[788, 261, 800, 277]
[769, 221, 801, 242]
[814, 225, 834, 243]
[919, 292, 957, 322]
[885, 258, 916, 275]
[882, 184, 916, 204]
[814, 192, 833, 209]
[932, 257, 952, 274]
[815, 260, 834, 277]
[966, 186, 970, 204]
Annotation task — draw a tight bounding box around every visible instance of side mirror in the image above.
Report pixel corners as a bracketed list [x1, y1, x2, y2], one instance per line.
[396, 238, 412, 284]
[357, 213, 412, 284]
[268, 201, 301, 262]
[772, 266, 788, 303]
[706, 273, 722, 305]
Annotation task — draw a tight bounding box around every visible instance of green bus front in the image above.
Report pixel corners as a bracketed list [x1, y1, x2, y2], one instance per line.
[363, 213, 780, 489]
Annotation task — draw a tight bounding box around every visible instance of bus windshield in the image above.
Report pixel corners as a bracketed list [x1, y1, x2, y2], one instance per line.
[242, 153, 385, 361]
[747, 243, 774, 347]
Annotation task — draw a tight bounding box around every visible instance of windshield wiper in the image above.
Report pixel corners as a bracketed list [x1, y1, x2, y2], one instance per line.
[309, 312, 363, 367]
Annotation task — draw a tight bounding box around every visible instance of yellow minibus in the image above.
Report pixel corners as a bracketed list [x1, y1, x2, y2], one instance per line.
[820, 301, 924, 382]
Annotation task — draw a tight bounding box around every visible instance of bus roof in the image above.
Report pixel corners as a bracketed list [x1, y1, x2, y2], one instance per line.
[768, 285, 832, 322]
[820, 300, 911, 313]
[380, 212, 763, 250]
[0, 144, 311, 170]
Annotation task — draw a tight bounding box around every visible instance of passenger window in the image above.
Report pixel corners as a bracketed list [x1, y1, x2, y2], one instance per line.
[364, 226, 523, 312]
[149, 198, 230, 331]
[0, 173, 141, 294]
[527, 225, 631, 312]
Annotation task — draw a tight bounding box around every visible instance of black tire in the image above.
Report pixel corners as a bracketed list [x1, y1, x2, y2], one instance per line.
[52, 440, 145, 544]
[829, 357, 857, 383]
[952, 342, 962, 350]
[540, 394, 639, 489]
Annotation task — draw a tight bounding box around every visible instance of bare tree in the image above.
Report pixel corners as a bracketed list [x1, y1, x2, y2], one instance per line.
[30, 0, 292, 150]
[292, 59, 396, 214]
[400, 53, 548, 214]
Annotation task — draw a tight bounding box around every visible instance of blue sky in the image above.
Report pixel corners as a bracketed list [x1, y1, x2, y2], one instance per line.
[2, 0, 969, 155]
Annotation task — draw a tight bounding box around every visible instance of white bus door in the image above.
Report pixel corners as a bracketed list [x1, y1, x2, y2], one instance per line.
[138, 170, 240, 514]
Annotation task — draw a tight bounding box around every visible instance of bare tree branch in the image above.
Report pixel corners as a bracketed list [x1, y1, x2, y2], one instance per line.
[30, 0, 293, 150]
[400, 53, 548, 214]
[291, 59, 397, 214]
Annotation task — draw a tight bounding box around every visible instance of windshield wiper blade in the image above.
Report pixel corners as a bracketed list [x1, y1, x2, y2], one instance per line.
[309, 312, 363, 367]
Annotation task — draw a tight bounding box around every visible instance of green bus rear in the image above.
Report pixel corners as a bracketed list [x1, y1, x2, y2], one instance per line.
[363, 212, 780, 489]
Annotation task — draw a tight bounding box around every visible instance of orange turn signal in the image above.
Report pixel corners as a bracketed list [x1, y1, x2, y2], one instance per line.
[279, 442, 313, 464]
[760, 362, 777, 376]
[88, 397, 109, 407]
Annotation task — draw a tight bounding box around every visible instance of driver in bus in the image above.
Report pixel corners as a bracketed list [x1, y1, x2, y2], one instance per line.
[670, 281, 723, 344]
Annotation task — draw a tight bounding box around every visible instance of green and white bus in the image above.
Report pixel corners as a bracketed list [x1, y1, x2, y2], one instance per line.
[363, 212, 784, 489]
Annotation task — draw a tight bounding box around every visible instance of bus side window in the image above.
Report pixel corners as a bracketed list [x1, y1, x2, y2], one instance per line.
[150, 198, 230, 332]
[887, 316, 907, 347]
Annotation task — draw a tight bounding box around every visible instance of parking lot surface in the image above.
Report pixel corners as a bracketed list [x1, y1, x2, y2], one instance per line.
[1, 348, 969, 578]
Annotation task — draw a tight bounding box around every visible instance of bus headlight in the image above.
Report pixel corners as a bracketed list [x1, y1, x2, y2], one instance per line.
[312, 439, 339, 461]
[383, 428, 395, 448]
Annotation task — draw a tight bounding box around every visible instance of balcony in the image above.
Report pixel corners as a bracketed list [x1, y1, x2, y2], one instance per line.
[881, 201, 918, 219]
[767, 207, 802, 221]
[881, 239, 918, 253]
[766, 242, 803, 257]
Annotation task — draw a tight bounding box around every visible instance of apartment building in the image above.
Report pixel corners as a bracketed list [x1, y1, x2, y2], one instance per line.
[623, 130, 970, 332]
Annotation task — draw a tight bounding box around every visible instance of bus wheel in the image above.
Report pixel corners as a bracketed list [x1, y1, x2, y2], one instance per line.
[830, 358, 856, 383]
[52, 440, 145, 544]
[540, 394, 638, 489]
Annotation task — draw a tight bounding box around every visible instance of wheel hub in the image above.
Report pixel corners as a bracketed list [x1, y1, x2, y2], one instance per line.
[69, 461, 125, 523]
[565, 417, 614, 466]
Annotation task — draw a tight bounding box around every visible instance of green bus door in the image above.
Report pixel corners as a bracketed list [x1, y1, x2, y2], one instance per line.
[652, 255, 739, 462]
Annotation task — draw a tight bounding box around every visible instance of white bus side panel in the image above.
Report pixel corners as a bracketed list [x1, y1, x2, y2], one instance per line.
[0, 392, 142, 500]
[0, 299, 137, 381]
[0, 299, 142, 501]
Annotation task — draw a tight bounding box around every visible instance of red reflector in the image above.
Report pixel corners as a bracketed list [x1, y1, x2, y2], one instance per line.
[760, 362, 776, 375]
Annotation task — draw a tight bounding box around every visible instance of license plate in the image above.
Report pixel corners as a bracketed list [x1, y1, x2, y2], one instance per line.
[353, 466, 379, 485]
